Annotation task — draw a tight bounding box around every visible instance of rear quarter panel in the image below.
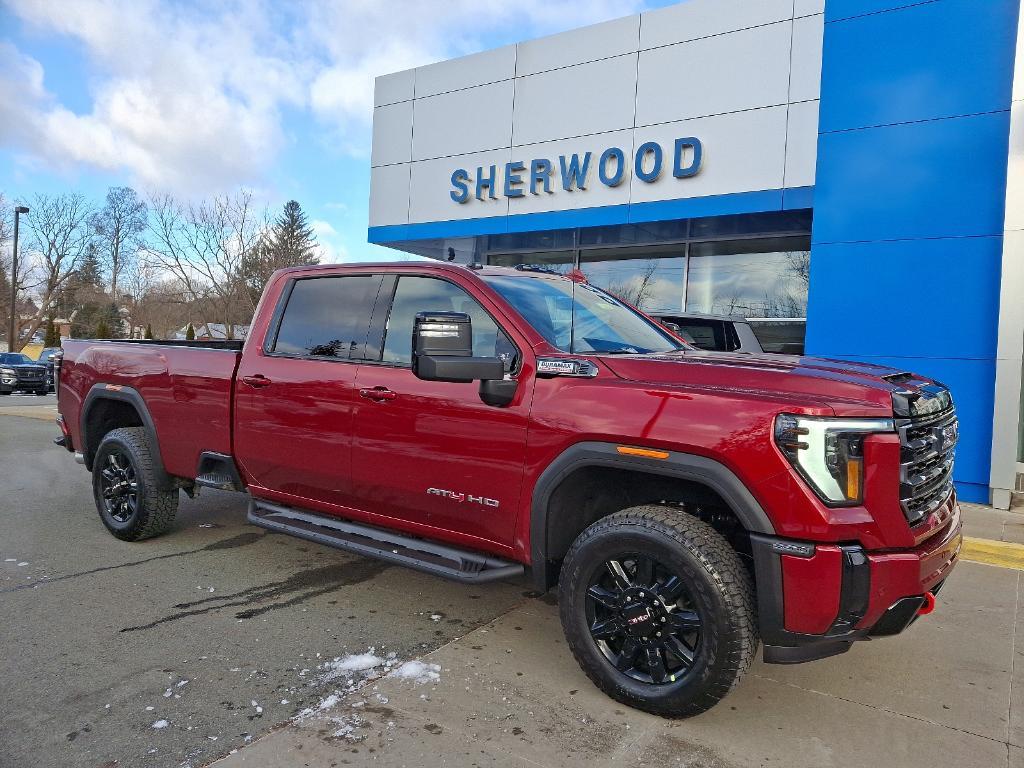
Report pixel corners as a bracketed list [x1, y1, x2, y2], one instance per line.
[60, 341, 241, 479]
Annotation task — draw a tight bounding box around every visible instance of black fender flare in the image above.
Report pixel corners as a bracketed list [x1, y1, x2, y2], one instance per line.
[80, 383, 172, 488]
[529, 441, 776, 591]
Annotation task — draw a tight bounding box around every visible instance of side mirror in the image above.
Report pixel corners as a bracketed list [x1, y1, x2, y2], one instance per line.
[412, 312, 505, 384]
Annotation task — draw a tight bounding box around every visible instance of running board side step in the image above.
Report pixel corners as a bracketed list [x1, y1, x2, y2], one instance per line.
[247, 499, 524, 584]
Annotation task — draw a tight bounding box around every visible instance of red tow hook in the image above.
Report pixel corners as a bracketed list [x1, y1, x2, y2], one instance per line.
[917, 591, 937, 616]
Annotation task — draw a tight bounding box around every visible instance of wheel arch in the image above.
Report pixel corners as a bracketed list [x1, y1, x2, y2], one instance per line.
[80, 384, 171, 489]
[529, 442, 776, 592]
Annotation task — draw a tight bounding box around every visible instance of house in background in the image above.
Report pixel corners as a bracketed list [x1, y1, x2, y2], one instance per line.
[173, 323, 251, 341]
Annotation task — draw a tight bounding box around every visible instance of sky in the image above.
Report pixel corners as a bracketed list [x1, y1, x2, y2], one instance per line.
[0, 0, 676, 263]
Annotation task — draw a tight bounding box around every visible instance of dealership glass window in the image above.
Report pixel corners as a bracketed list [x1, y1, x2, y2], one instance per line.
[487, 250, 575, 274]
[685, 237, 810, 319]
[579, 245, 686, 314]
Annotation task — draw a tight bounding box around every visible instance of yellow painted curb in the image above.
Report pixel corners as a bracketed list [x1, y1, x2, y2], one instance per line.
[961, 536, 1024, 571]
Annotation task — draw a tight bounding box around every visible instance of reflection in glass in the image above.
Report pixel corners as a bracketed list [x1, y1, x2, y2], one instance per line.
[487, 251, 575, 274]
[580, 246, 685, 314]
[686, 237, 810, 318]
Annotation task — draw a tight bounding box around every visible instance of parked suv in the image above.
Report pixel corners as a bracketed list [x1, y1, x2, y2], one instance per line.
[55, 263, 962, 716]
[35, 347, 63, 391]
[653, 312, 805, 355]
[0, 352, 49, 395]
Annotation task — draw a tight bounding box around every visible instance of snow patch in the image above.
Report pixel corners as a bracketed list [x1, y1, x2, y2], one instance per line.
[389, 660, 441, 685]
[315, 651, 385, 686]
[152, 719, 169, 729]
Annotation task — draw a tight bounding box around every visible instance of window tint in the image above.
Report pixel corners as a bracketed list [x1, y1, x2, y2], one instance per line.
[675, 320, 723, 351]
[382, 276, 517, 369]
[272, 275, 381, 359]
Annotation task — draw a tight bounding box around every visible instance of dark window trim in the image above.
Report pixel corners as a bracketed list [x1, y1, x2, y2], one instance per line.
[365, 274, 523, 376]
[261, 273, 383, 364]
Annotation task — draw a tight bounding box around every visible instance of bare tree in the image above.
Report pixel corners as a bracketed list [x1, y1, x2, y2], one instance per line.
[17, 193, 94, 351]
[91, 186, 148, 302]
[605, 260, 660, 309]
[146, 191, 264, 340]
[785, 250, 811, 288]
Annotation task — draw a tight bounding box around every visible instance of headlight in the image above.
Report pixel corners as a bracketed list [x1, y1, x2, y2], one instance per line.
[0, 367, 15, 376]
[775, 414, 895, 505]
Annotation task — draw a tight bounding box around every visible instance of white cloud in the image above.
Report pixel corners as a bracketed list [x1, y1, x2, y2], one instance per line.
[1, 0, 646, 196]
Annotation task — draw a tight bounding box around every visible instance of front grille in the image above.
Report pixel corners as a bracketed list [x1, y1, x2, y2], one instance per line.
[897, 404, 957, 525]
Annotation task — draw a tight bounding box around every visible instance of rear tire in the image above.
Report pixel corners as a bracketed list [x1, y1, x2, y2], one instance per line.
[92, 427, 178, 541]
[558, 505, 758, 717]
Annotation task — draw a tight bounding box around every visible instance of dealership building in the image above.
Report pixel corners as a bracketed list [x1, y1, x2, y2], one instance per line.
[367, 0, 1024, 508]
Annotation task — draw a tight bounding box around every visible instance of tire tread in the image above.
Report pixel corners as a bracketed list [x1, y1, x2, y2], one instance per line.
[94, 427, 178, 541]
[559, 504, 758, 717]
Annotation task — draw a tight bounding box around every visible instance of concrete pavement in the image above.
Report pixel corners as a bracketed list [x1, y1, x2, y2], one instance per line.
[214, 558, 1019, 768]
[1, 407, 1021, 768]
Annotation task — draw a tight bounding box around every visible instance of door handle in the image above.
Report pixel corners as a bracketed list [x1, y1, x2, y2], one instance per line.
[242, 374, 272, 388]
[359, 386, 396, 402]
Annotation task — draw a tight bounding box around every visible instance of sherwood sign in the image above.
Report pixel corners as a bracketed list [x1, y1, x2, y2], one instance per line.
[449, 137, 703, 204]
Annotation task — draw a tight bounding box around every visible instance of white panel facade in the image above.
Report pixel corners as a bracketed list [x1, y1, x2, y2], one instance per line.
[373, 69, 415, 107]
[411, 81, 514, 161]
[414, 45, 516, 98]
[794, 0, 826, 17]
[635, 22, 793, 127]
[639, 0, 792, 49]
[370, 0, 825, 230]
[784, 100, 820, 188]
[989, 4, 1024, 506]
[368, 164, 411, 227]
[409, 148, 511, 223]
[629, 107, 788, 203]
[790, 13, 825, 104]
[516, 15, 640, 76]
[370, 101, 413, 167]
[506, 130, 636, 216]
[513, 55, 637, 147]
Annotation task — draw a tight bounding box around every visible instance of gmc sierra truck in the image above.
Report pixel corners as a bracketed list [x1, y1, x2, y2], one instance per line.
[54, 262, 962, 717]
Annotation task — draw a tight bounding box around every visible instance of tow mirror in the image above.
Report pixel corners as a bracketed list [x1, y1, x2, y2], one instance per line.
[412, 312, 505, 384]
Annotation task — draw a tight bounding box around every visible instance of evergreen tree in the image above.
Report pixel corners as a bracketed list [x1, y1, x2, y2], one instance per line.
[241, 200, 320, 306]
[43, 317, 60, 347]
[144, 323, 154, 340]
[95, 318, 110, 339]
[185, 323, 195, 341]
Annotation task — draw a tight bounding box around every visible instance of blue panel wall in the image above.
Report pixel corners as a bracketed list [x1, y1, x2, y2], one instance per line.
[808, 0, 1021, 503]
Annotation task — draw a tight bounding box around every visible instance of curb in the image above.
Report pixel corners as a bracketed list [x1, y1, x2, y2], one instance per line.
[961, 536, 1024, 571]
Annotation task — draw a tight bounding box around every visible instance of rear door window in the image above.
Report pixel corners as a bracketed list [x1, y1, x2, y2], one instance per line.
[271, 275, 383, 359]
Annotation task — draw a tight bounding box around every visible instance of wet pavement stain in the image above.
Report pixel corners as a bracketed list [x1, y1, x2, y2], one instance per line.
[0, 530, 268, 594]
[120, 559, 389, 632]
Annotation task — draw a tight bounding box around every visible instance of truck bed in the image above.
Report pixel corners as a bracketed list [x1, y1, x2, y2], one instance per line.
[59, 339, 244, 480]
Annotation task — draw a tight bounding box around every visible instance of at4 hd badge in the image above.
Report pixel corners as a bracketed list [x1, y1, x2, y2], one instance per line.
[427, 488, 499, 508]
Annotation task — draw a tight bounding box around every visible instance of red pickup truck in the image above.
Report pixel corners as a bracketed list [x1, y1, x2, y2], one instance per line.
[55, 262, 962, 716]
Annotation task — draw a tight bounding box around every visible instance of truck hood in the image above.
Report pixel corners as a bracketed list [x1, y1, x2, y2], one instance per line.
[597, 350, 934, 417]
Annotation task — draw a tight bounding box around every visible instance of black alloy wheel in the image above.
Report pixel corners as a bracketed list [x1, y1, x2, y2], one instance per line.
[100, 449, 139, 523]
[559, 505, 758, 717]
[586, 555, 702, 685]
[92, 427, 178, 541]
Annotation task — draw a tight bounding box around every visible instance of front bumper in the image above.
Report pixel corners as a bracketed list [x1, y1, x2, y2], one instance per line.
[752, 498, 962, 664]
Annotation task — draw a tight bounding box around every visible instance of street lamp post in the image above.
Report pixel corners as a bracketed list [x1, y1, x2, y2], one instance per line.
[8, 205, 29, 353]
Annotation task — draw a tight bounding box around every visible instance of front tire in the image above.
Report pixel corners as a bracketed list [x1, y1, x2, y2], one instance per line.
[92, 427, 178, 541]
[558, 505, 758, 717]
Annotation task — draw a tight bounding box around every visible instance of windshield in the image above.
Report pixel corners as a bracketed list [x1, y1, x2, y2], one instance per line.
[0, 353, 32, 365]
[483, 274, 685, 355]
